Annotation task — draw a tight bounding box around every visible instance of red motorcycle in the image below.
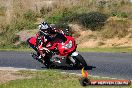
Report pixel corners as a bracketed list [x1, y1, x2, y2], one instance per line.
[28, 30, 88, 69]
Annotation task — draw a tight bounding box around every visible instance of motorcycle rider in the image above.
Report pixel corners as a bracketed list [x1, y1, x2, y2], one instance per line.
[27, 22, 51, 56]
[27, 22, 67, 63]
[37, 22, 67, 49]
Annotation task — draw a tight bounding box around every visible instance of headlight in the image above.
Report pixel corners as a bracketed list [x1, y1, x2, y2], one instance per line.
[64, 40, 73, 49]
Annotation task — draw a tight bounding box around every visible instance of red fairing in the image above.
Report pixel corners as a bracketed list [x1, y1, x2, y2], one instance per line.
[29, 37, 37, 46]
[57, 36, 76, 56]
[28, 32, 46, 46]
[46, 35, 76, 56]
[29, 31, 77, 57]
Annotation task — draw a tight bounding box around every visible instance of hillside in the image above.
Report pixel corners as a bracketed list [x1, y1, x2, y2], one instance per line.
[0, 0, 132, 48]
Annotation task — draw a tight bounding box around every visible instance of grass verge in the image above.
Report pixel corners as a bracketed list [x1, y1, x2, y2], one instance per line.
[0, 47, 132, 53]
[77, 47, 132, 53]
[0, 70, 131, 88]
[0, 47, 32, 52]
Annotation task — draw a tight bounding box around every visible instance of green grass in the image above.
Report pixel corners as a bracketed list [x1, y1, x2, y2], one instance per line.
[77, 47, 132, 53]
[0, 45, 32, 51]
[0, 47, 132, 53]
[0, 48, 31, 52]
[0, 10, 37, 47]
[0, 70, 131, 88]
[0, 47, 32, 52]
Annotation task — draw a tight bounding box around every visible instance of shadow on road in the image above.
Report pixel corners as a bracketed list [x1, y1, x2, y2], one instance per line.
[41, 65, 96, 70]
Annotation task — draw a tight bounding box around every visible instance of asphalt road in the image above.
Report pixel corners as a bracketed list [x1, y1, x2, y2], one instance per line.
[0, 51, 132, 80]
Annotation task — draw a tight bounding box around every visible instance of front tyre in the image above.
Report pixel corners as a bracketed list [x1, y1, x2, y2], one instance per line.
[72, 54, 88, 69]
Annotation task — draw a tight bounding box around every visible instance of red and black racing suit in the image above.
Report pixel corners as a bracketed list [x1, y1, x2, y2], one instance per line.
[27, 29, 67, 56]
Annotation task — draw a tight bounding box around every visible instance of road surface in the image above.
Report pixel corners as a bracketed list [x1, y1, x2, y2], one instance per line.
[0, 51, 132, 80]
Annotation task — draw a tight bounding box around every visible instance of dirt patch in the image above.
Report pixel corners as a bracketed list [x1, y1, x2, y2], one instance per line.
[70, 24, 132, 48]
[77, 31, 132, 48]
[14, 29, 38, 45]
[0, 70, 31, 84]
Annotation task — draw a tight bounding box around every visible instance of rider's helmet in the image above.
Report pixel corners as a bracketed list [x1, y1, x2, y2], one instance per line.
[38, 22, 52, 35]
[49, 24, 58, 34]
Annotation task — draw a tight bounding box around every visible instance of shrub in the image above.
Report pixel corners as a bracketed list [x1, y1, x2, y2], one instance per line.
[46, 11, 108, 31]
[78, 12, 108, 31]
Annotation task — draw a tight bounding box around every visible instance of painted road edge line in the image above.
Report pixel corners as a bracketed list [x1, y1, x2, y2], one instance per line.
[0, 67, 132, 81]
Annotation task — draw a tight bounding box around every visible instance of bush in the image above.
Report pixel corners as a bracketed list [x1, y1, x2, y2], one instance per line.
[78, 12, 108, 31]
[46, 11, 108, 31]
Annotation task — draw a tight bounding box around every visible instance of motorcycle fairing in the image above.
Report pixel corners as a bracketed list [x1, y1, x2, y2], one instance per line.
[71, 51, 79, 56]
[28, 37, 37, 46]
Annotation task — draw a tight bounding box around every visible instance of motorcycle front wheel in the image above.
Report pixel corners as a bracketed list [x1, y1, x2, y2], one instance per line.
[71, 54, 88, 69]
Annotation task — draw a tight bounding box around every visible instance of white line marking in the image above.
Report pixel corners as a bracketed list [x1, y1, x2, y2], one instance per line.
[70, 73, 77, 75]
[61, 72, 67, 74]
[90, 75, 100, 78]
[0, 67, 37, 71]
[0, 67, 132, 81]
[61, 72, 132, 81]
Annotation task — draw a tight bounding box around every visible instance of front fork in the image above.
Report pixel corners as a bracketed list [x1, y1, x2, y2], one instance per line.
[69, 52, 79, 64]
